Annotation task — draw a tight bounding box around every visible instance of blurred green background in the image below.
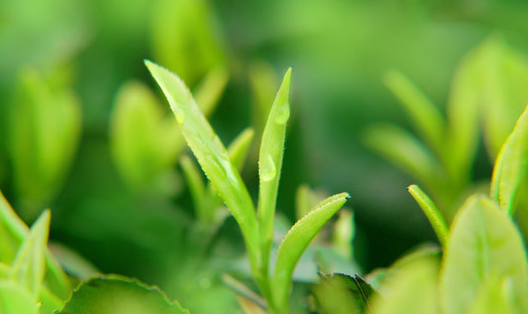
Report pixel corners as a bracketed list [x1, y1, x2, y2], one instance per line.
[2, 0, 528, 312]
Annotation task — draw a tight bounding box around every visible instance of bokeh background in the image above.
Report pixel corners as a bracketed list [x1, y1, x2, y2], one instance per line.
[2, 0, 528, 312]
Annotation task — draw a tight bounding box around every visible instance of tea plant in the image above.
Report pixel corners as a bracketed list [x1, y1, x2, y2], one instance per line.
[145, 60, 350, 314]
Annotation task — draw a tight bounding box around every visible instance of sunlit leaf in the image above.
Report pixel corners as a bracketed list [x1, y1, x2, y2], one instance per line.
[150, 0, 225, 86]
[490, 105, 528, 215]
[408, 184, 448, 246]
[467, 276, 516, 314]
[228, 128, 255, 172]
[370, 257, 439, 314]
[0, 280, 39, 314]
[9, 209, 50, 296]
[257, 68, 292, 284]
[58, 275, 189, 314]
[145, 60, 260, 277]
[440, 194, 528, 314]
[0, 191, 69, 299]
[272, 192, 349, 312]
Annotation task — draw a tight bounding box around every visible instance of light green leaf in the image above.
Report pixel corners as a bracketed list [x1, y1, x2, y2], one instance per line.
[40, 287, 64, 314]
[295, 184, 315, 220]
[9, 209, 50, 296]
[332, 209, 355, 258]
[363, 124, 444, 191]
[445, 45, 482, 187]
[249, 61, 279, 135]
[407, 184, 448, 246]
[490, 105, 528, 215]
[145, 60, 260, 275]
[8, 67, 82, 220]
[384, 70, 445, 154]
[193, 66, 229, 117]
[58, 275, 189, 314]
[440, 194, 528, 314]
[272, 192, 349, 313]
[467, 276, 516, 314]
[370, 257, 439, 314]
[180, 155, 208, 221]
[110, 81, 182, 190]
[0, 191, 70, 299]
[150, 0, 225, 86]
[0, 280, 39, 314]
[479, 37, 528, 158]
[257, 68, 292, 282]
[312, 274, 378, 314]
[228, 128, 255, 172]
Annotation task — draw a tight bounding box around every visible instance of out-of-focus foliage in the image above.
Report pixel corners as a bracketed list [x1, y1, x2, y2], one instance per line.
[2, 0, 528, 312]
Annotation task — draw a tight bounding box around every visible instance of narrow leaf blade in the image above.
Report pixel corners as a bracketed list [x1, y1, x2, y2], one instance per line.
[272, 192, 350, 311]
[10, 210, 50, 296]
[490, 105, 528, 215]
[384, 70, 445, 153]
[228, 127, 255, 172]
[408, 184, 449, 246]
[144, 60, 260, 272]
[257, 68, 292, 280]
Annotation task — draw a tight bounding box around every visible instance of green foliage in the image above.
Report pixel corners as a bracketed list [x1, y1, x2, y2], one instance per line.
[58, 276, 189, 314]
[8, 67, 82, 220]
[491, 105, 528, 215]
[407, 185, 448, 246]
[440, 195, 528, 314]
[145, 61, 349, 313]
[312, 274, 377, 314]
[150, 0, 225, 86]
[366, 37, 528, 221]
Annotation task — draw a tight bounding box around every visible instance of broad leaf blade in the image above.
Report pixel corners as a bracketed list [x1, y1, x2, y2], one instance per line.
[312, 274, 378, 314]
[467, 276, 516, 314]
[384, 70, 445, 154]
[440, 195, 528, 314]
[9, 210, 50, 296]
[490, 105, 528, 215]
[58, 275, 189, 314]
[370, 257, 439, 314]
[145, 60, 260, 273]
[408, 184, 449, 246]
[272, 192, 349, 312]
[257, 68, 292, 282]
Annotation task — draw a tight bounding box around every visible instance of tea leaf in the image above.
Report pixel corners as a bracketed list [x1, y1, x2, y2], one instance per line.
[0, 191, 70, 299]
[194, 66, 229, 117]
[272, 192, 349, 312]
[58, 275, 189, 314]
[180, 155, 208, 221]
[490, 105, 528, 215]
[408, 185, 448, 246]
[440, 195, 528, 314]
[312, 274, 378, 314]
[9, 210, 50, 296]
[110, 81, 181, 190]
[0, 280, 39, 314]
[384, 70, 445, 154]
[370, 257, 439, 314]
[228, 128, 255, 172]
[467, 276, 516, 314]
[257, 68, 291, 281]
[363, 124, 444, 190]
[445, 47, 481, 186]
[145, 60, 260, 275]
